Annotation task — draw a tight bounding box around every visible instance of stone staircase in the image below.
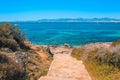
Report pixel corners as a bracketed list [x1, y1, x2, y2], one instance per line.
[39, 49, 91, 80]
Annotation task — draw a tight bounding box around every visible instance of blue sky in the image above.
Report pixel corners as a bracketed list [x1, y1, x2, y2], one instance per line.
[0, 0, 120, 21]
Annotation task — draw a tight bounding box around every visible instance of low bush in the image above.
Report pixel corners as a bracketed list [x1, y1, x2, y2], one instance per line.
[0, 52, 25, 80]
[71, 42, 120, 80]
[0, 23, 29, 51]
[0, 23, 53, 80]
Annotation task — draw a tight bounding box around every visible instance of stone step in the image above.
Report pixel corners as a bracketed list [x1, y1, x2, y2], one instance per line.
[39, 52, 91, 80]
[39, 76, 78, 80]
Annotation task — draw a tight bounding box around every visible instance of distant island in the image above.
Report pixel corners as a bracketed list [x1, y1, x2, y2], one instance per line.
[38, 18, 120, 22]
[1, 18, 120, 22]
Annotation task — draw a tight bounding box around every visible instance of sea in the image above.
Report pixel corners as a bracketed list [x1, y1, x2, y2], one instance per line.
[5, 22, 120, 47]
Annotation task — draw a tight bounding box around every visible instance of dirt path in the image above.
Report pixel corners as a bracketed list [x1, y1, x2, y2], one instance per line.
[39, 48, 91, 80]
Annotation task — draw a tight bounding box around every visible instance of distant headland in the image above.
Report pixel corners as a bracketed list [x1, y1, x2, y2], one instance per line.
[37, 18, 120, 22]
[1, 18, 120, 22]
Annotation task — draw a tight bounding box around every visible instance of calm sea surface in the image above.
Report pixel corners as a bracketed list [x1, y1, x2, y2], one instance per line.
[8, 22, 120, 46]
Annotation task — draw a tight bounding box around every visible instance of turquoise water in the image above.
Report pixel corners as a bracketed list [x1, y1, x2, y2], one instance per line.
[9, 22, 120, 46]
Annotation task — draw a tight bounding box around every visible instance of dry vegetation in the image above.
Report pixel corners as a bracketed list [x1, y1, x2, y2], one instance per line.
[0, 23, 53, 80]
[71, 42, 120, 80]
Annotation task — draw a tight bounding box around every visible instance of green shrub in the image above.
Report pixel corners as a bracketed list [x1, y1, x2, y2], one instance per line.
[0, 23, 29, 51]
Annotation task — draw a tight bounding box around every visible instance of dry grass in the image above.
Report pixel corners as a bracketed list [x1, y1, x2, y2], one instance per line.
[84, 61, 120, 80]
[24, 50, 51, 80]
[0, 52, 24, 80]
[111, 40, 120, 47]
[71, 41, 120, 80]
[0, 49, 52, 80]
[0, 23, 53, 80]
[0, 23, 29, 51]
[71, 48, 84, 60]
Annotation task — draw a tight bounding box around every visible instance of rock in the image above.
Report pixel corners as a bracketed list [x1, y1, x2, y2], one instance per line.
[64, 43, 71, 48]
[0, 48, 13, 53]
[49, 45, 57, 48]
[46, 47, 54, 57]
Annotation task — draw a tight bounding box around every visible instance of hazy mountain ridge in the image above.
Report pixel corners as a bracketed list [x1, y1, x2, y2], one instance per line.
[38, 18, 120, 22]
[1, 18, 120, 22]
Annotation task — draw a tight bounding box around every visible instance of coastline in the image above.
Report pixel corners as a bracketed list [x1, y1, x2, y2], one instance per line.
[1, 23, 120, 80]
[25, 40, 112, 49]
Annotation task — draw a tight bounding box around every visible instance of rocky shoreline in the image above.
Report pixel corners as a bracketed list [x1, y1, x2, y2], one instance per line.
[0, 38, 117, 80]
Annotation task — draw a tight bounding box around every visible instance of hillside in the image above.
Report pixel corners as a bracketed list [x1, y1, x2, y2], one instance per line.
[71, 41, 120, 80]
[0, 23, 53, 80]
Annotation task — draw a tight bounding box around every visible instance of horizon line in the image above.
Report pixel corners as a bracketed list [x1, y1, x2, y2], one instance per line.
[0, 17, 120, 22]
